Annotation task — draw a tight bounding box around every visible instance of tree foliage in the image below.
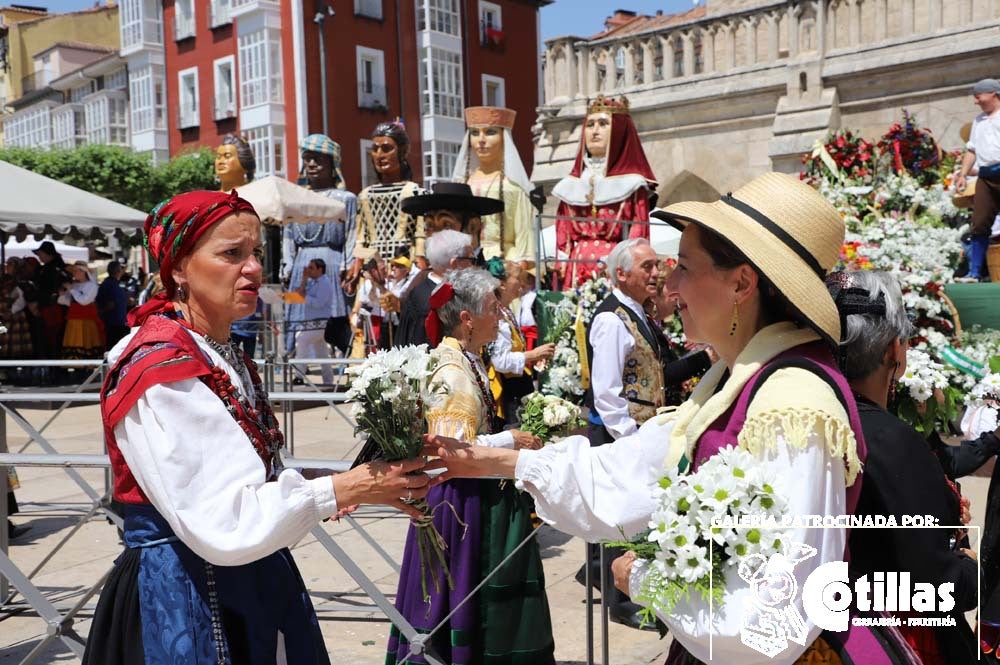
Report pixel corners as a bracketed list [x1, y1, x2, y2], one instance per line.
[0, 144, 217, 213]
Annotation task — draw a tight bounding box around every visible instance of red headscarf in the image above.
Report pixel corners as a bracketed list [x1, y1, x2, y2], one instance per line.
[567, 112, 657, 185]
[129, 189, 258, 326]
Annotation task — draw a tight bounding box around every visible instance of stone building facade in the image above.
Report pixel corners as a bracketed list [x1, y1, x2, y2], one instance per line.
[534, 0, 1000, 210]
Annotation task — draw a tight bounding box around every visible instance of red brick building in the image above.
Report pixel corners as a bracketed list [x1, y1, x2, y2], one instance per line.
[119, 0, 550, 190]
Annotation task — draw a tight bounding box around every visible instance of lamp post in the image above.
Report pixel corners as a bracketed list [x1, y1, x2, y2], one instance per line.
[313, 3, 335, 137]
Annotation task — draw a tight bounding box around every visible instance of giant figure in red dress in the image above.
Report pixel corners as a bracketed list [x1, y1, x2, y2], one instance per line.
[553, 95, 657, 289]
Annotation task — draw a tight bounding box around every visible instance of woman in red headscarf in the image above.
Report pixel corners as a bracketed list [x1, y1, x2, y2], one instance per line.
[553, 95, 658, 289]
[83, 190, 430, 665]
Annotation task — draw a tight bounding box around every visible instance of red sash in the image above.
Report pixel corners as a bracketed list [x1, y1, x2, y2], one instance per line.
[101, 315, 283, 504]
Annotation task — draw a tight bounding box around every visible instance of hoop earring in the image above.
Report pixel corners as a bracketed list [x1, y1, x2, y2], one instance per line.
[729, 301, 739, 336]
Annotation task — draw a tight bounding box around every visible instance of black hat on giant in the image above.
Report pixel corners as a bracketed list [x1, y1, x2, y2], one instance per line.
[401, 182, 504, 217]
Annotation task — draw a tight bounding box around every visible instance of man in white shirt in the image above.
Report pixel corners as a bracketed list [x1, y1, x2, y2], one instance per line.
[293, 258, 334, 384]
[955, 78, 1000, 280]
[585, 238, 668, 444]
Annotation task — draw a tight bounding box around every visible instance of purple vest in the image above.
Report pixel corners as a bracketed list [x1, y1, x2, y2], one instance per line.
[690, 341, 867, 516]
[665, 343, 919, 665]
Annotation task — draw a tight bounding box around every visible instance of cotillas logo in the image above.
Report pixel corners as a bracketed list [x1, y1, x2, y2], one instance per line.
[738, 543, 958, 658]
[737, 543, 817, 658]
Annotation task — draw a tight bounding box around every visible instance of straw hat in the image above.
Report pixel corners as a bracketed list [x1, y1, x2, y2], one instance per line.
[650, 172, 845, 345]
[953, 178, 976, 209]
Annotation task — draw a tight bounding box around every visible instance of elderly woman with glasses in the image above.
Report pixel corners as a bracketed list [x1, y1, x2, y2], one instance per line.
[387, 267, 554, 665]
[826, 270, 993, 664]
[83, 190, 430, 665]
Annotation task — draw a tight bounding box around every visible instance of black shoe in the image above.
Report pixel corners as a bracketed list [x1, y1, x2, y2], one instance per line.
[608, 603, 659, 632]
[575, 562, 604, 591]
[7, 520, 30, 540]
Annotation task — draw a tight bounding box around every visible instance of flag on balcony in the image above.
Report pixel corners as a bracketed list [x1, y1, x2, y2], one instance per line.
[484, 26, 504, 45]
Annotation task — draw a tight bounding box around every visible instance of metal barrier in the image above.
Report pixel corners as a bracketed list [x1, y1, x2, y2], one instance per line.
[0, 359, 572, 665]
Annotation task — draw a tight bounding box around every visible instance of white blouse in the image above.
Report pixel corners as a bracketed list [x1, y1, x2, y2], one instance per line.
[69, 278, 98, 306]
[489, 319, 526, 376]
[109, 329, 338, 567]
[514, 416, 847, 665]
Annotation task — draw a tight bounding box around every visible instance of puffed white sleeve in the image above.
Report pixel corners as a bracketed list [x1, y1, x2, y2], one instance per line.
[631, 431, 848, 665]
[589, 311, 637, 439]
[490, 320, 526, 375]
[513, 415, 672, 541]
[114, 378, 339, 566]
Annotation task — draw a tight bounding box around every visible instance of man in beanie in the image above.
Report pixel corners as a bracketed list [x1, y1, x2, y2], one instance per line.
[955, 78, 1000, 280]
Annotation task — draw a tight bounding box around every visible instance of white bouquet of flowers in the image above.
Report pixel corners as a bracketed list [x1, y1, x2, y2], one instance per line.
[541, 275, 613, 401]
[517, 392, 586, 443]
[345, 344, 451, 600]
[899, 349, 950, 403]
[964, 372, 1000, 437]
[612, 446, 789, 623]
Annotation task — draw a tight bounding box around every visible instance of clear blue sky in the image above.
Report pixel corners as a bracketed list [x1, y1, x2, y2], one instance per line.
[540, 1, 694, 41]
[39, 1, 695, 45]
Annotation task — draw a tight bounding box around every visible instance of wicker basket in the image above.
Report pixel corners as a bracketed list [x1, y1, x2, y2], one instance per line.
[989, 244, 1000, 283]
[940, 290, 963, 337]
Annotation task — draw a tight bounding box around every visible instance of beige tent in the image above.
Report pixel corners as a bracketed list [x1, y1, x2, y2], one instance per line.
[233, 175, 346, 225]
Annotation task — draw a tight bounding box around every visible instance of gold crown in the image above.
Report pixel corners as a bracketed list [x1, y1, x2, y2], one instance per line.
[587, 95, 630, 116]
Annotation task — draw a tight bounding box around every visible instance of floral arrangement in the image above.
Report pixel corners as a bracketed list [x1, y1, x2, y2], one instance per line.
[801, 112, 998, 433]
[539, 275, 613, 402]
[877, 110, 940, 186]
[609, 446, 788, 624]
[893, 348, 964, 434]
[345, 345, 451, 600]
[801, 129, 876, 185]
[964, 369, 1000, 437]
[517, 392, 586, 443]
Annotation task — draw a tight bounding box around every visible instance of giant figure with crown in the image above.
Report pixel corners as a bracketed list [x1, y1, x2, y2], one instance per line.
[553, 95, 658, 290]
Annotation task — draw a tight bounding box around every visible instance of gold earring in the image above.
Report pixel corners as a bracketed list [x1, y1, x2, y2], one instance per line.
[729, 301, 739, 336]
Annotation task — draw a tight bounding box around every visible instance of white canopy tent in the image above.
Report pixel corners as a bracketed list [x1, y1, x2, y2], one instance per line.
[0, 159, 146, 243]
[537, 219, 682, 261]
[2, 238, 90, 262]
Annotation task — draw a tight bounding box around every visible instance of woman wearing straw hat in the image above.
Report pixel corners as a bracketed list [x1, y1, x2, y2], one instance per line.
[423, 173, 920, 664]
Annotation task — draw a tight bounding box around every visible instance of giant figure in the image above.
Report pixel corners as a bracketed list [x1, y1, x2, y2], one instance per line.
[452, 106, 536, 263]
[282, 134, 358, 356]
[553, 95, 657, 289]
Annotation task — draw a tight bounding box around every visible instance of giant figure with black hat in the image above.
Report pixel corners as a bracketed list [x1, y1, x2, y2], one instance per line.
[392, 183, 503, 348]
